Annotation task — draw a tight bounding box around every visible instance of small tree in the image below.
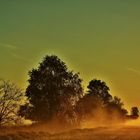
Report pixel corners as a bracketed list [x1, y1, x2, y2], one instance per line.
[0, 80, 27, 126]
[131, 107, 139, 119]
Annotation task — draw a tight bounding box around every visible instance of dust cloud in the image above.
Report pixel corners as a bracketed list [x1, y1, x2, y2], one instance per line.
[1, 119, 140, 140]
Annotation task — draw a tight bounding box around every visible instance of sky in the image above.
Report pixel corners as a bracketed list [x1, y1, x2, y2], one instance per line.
[0, 0, 140, 109]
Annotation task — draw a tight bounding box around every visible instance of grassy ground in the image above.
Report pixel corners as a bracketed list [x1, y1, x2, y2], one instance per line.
[1, 125, 140, 140]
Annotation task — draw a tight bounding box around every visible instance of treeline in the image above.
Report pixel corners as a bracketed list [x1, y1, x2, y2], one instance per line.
[0, 55, 139, 126]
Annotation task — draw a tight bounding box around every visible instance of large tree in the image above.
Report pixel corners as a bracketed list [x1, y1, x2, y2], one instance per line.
[20, 55, 83, 124]
[0, 80, 27, 126]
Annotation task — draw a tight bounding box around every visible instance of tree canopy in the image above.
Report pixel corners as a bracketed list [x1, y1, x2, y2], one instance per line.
[87, 79, 112, 104]
[20, 55, 83, 124]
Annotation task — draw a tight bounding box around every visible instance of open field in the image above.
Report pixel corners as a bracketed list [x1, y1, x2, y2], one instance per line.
[1, 125, 140, 140]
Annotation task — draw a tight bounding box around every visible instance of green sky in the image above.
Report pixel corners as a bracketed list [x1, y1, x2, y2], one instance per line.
[0, 0, 140, 109]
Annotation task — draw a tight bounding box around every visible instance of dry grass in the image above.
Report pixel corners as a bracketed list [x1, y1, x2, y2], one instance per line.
[1, 124, 140, 140]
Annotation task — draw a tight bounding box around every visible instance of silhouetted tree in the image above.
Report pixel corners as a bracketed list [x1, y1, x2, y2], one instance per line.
[20, 55, 83, 124]
[87, 79, 112, 104]
[130, 107, 139, 119]
[105, 96, 128, 120]
[75, 79, 112, 123]
[75, 79, 128, 124]
[75, 92, 102, 122]
[0, 80, 27, 126]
